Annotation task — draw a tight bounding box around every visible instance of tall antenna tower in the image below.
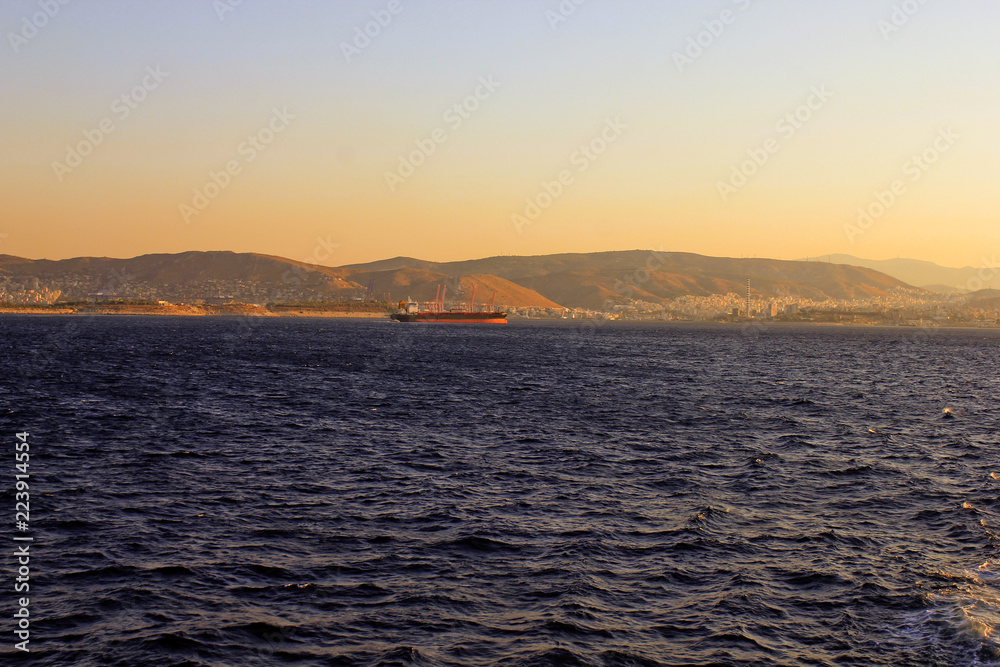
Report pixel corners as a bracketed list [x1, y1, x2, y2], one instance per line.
[746, 277, 751, 319]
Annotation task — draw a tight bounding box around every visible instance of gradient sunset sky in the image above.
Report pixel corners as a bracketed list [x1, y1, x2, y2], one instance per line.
[2, 0, 998, 267]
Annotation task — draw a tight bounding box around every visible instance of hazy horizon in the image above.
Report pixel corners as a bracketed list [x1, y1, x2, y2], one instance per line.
[3, 1, 998, 268]
[0, 246, 993, 274]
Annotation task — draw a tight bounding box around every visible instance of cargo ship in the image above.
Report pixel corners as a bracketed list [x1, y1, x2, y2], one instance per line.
[391, 285, 507, 323]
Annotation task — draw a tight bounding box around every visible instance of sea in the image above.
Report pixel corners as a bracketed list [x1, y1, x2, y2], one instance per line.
[1, 315, 999, 666]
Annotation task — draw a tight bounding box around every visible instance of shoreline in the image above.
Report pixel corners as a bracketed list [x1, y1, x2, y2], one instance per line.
[0, 305, 390, 318]
[2, 309, 997, 329]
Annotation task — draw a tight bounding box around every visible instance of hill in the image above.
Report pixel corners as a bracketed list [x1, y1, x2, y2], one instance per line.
[921, 284, 964, 295]
[346, 250, 921, 309]
[0, 251, 363, 303]
[337, 267, 562, 308]
[805, 254, 996, 292]
[965, 289, 1000, 310]
[0, 249, 923, 310]
[0, 251, 559, 308]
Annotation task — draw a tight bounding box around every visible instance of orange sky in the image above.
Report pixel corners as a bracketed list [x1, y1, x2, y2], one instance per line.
[2, 0, 998, 268]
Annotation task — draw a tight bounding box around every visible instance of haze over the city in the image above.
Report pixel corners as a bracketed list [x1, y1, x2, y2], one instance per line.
[2, 0, 998, 267]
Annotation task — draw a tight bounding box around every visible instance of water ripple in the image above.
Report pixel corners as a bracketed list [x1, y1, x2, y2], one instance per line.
[2, 317, 999, 665]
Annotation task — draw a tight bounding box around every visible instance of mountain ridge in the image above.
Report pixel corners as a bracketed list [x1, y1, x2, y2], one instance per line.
[344, 250, 921, 308]
[804, 254, 998, 292]
[0, 249, 925, 310]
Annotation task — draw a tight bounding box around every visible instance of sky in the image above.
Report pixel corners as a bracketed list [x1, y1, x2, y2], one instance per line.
[1, 0, 998, 268]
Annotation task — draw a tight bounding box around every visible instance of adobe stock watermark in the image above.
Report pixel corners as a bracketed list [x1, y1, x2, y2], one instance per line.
[717, 85, 834, 202]
[298, 235, 341, 272]
[844, 126, 957, 243]
[962, 255, 1000, 294]
[213, 0, 245, 22]
[673, 0, 752, 72]
[340, 0, 411, 63]
[512, 116, 627, 233]
[253, 625, 298, 662]
[18, 266, 132, 379]
[611, 248, 668, 302]
[878, 0, 930, 40]
[740, 318, 768, 340]
[545, 0, 588, 30]
[179, 106, 295, 223]
[220, 235, 340, 354]
[384, 76, 501, 192]
[51, 65, 168, 182]
[7, 0, 71, 55]
[570, 247, 667, 344]
[899, 254, 1000, 351]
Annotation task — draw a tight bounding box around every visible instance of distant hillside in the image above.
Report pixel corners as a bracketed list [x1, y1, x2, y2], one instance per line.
[0, 249, 922, 310]
[0, 251, 351, 285]
[0, 251, 559, 308]
[966, 289, 1000, 309]
[338, 268, 561, 308]
[921, 284, 964, 295]
[806, 254, 996, 292]
[346, 250, 921, 309]
[0, 251, 363, 302]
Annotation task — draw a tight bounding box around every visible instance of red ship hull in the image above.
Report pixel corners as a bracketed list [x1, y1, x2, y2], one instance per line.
[391, 312, 507, 323]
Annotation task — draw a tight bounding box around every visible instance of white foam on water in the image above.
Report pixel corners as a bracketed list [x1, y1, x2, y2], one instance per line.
[898, 561, 1000, 665]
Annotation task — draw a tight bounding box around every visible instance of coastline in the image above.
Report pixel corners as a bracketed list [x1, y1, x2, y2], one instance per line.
[3, 307, 996, 329]
[0, 305, 391, 318]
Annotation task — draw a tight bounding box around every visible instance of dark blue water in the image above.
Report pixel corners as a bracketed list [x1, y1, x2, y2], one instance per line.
[2, 315, 999, 666]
